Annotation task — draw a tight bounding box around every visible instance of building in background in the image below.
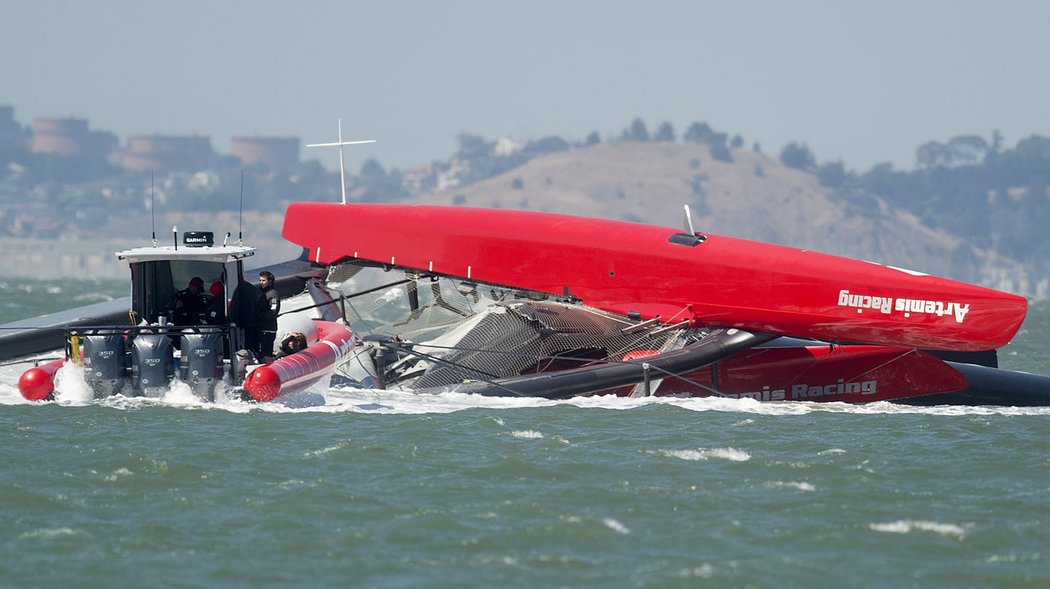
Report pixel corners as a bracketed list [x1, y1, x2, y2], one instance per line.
[119, 134, 216, 172]
[31, 117, 117, 162]
[230, 136, 300, 168]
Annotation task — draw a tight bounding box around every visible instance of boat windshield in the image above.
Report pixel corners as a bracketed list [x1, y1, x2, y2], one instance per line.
[130, 259, 231, 325]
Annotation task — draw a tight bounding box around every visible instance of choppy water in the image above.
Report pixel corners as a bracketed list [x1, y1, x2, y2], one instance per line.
[2, 281, 1049, 588]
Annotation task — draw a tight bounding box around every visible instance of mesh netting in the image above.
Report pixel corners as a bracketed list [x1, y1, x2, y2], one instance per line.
[324, 262, 685, 388]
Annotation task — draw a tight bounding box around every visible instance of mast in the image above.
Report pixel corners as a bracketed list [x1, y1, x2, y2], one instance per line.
[306, 119, 376, 205]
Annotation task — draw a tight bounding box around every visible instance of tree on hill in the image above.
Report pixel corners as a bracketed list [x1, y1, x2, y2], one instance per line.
[817, 161, 847, 188]
[916, 135, 990, 169]
[524, 135, 569, 156]
[779, 142, 816, 171]
[947, 135, 990, 166]
[356, 158, 408, 202]
[916, 141, 952, 169]
[621, 118, 650, 142]
[653, 121, 675, 142]
[683, 122, 715, 144]
[455, 133, 494, 160]
[709, 142, 733, 163]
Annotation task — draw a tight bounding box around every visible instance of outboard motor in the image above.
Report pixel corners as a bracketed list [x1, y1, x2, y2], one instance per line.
[180, 328, 224, 401]
[131, 333, 174, 397]
[80, 332, 127, 398]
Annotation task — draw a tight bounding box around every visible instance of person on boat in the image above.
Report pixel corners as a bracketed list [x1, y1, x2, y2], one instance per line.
[202, 281, 226, 325]
[278, 331, 308, 357]
[228, 277, 269, 361]
[258, 271, 280, 361]
[172, 276, 206, 325]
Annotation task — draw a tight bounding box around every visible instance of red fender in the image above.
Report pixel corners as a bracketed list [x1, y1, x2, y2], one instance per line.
[243, 321, 355, 401]
[19, 358, 66, 401]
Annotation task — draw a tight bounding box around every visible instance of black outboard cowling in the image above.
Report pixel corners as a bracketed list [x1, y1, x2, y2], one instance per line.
[131, 333, 175, 397]
[180, 327, 225, 401]
[80, 332, 127, 398]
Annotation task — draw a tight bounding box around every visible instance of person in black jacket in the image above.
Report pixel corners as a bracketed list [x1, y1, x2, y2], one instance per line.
[172, 276, 206, 325]
[258, 271, 280, 362]
[228, 277, 268, 361]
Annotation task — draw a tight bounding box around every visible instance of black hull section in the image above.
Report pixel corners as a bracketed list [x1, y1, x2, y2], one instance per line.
[439, 329, 779, 399]
[426, 336, 1050, 406]
[0, 298, 133, 362]
[899, 362, 1050, 407]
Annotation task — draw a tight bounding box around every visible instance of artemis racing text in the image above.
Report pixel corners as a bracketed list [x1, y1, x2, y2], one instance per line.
[729, 379, 878, 401]
[838, 290, 970, 323]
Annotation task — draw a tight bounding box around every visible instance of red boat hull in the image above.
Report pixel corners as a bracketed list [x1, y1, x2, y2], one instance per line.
[283, 203, 1026, 352]
[652, 344, 970, 402]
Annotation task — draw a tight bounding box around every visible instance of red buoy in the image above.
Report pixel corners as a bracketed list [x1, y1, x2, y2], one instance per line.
[243, 365, 281, 402]
[18, 359, 64, 401]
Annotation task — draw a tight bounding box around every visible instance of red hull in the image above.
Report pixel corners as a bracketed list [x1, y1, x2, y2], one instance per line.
[652, 344, 969, 402]
[283, 203, 1026, 352]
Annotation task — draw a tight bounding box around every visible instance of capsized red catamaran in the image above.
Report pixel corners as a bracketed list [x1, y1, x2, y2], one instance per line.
[283, 203, 1025, 352]
[277, 202, 1040, 405]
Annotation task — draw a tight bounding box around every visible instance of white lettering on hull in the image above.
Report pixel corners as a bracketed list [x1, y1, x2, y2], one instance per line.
[726, 379, 877, 401]
[837, 290, 970, 323]
[790, 379, 876, 399]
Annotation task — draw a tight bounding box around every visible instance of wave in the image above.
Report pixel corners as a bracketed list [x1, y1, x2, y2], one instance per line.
[3, 361, 1050, 417]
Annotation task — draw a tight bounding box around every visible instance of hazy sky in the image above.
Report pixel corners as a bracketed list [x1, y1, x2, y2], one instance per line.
[4, 1, 1048, 173]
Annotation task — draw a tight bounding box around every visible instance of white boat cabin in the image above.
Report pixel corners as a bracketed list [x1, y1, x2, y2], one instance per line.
[116, 231, 255, 326]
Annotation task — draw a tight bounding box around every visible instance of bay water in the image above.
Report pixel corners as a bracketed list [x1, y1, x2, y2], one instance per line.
[1, 280, 1048, 588]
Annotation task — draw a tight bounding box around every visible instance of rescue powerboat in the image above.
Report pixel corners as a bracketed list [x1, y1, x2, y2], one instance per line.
[14, 230, 354, 403]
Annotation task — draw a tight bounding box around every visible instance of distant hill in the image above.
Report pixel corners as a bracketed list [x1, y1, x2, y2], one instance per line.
[408, 142, 1029, 292]
[3, 112, 1045, 296]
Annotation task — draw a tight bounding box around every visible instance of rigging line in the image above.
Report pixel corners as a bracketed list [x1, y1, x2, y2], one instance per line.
[340, 278, 415, 300]
[344, 299, 381, 335]
[661, 305, 693, 323]
[774, 343, 921, 387]
[846, 346, 924, 383]
[275, 299, 335, 317]
[0, 326, 70, 331]
[274, 278, 415, 317]
[0, 356, 63, 368]
[632, 359, 729, 397]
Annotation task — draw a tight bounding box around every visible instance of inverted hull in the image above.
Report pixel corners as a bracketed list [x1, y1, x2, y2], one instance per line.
[283, 203, 1026, 352]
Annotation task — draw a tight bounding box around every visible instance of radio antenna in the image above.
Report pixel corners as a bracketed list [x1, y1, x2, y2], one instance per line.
[307, 118, 376, 204]
[151, 170, 157, 246]
[238, 170, 244, 244]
